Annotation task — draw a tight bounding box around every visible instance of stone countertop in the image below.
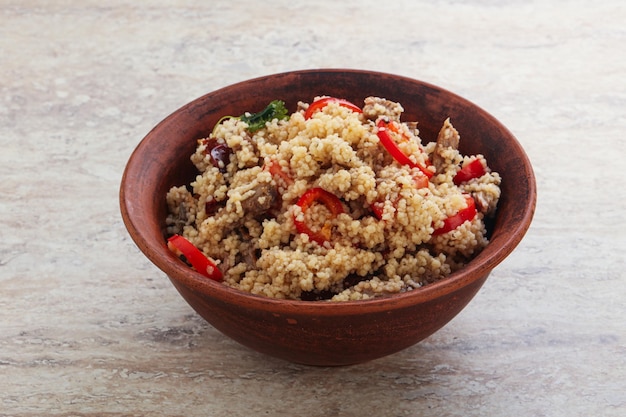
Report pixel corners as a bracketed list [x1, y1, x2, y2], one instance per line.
[1, 1, 624, 415]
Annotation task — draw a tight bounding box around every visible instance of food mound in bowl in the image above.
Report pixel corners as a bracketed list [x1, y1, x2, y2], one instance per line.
[165, 96, 501, 301]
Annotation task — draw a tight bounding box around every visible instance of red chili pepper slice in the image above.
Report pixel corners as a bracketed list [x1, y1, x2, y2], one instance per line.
[433, 195, 477, 236]
[265, 159, 294, 188]
[167, 234, 223, 281]
[413, 173, 430, 190]
[453, 159, 486, 185]
[293, 187, 345, 245]
[304, 97, 362, 120]
[376, 118, 434, 179]
[371, 201, 387, 220]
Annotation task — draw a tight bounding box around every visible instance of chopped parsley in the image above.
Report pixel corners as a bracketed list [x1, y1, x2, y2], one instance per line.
[240, 100, 289, 132]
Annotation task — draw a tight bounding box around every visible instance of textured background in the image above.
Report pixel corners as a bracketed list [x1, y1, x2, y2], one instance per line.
[1, 1, 624, 415]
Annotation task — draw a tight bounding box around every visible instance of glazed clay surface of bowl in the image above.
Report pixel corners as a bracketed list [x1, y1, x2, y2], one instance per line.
[120, 69, 536, 366]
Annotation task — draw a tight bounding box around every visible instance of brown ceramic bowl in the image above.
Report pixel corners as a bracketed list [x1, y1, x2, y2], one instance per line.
[120, 69, 536, 366]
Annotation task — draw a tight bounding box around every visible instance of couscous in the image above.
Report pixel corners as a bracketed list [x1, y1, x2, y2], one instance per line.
[165, 96, 501, 301]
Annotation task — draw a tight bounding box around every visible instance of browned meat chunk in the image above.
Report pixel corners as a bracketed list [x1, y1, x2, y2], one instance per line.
[362, 97, 404, 121]
[215, 182, 279, 238]
[239, 182, 278, 217]
[432, 118, 460, 173]
[473, 192, 490, 214]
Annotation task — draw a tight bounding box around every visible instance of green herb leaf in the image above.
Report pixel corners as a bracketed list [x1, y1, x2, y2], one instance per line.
[240, 100, 289, 132]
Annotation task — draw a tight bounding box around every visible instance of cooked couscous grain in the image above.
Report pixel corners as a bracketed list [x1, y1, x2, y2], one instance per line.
[166, 96, 501, 301]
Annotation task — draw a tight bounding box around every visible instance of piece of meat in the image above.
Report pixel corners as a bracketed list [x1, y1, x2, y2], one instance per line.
[432, 118, 460, 173]
[214, 182, 279, 237]
[239, 182, 278, 217]
[166, 189, 196, 235]
[473, 191, 490, 214]
[237, 227, 260, 269]
[362, 97, 404, 121]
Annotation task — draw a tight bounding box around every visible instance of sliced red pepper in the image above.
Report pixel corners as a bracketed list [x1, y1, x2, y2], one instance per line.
[293, 187, 344, 245]
[413, 173, 430, 190]
[371, 201, 386, 220]
[265, 159, 294, 188]
[433, 195, 477, 236]
[454, 159, 486, 185]
[304, 97, 362, 120]
[376, 118, 434, 178]
[167, 234, 223, 281]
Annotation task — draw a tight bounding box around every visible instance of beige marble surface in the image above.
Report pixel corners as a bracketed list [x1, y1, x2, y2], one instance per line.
[1, 1, 625, 415]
